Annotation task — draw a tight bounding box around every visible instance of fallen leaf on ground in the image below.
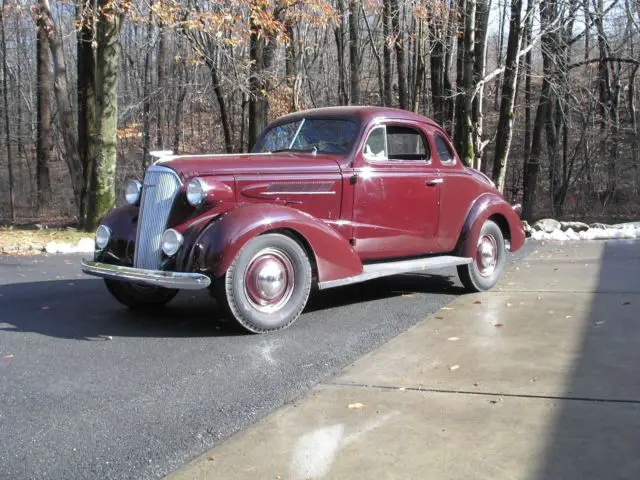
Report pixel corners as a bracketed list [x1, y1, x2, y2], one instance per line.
[434, 316, 444, 320]
[494, 323, 504, 328]
[548, 310, 555, 314]
[565, 315, 572, 319]
[207, 456, 215, 462]
[473, 382, 479, 387]
[506, 303, 513, 307]
[594, 321, 605, 326]
[401, 294, 415, 298]
[348, 402, 365, 409]
[3, 354, 14, 359]
[537, 296, 543, 300]
[398, 387, 406, 391]
[441, 307, 454, 310]
[472, 300, 482, 304]
[554, 268, 559, 271]
[449, 365, 460, 371]
[104, 335, 113, 341]
[447, 337, 459, 341]
[623, 302, 631, 306]
[41, 306, 50, 310]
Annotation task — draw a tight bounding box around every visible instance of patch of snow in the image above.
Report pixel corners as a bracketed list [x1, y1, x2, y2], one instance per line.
[44, 237, 95, 254]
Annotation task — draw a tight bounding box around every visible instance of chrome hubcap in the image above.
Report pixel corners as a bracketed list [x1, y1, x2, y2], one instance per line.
[476, 234, 498, 277]
[244, 248, 295, 313]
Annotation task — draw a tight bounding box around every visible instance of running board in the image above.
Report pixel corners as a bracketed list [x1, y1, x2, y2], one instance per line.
[317, 256, 472, 290]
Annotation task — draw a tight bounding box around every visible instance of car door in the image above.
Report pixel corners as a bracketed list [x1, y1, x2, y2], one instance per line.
[351, 121, 442, 261]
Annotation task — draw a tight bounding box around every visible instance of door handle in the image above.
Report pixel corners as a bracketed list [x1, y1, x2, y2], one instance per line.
[426, 178, 443, 186]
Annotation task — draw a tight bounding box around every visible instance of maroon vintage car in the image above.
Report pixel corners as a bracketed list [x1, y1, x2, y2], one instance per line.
[82, 106, 525, 332]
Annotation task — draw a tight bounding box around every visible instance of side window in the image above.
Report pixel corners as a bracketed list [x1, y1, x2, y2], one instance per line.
[386, 126, 430, 161]
[363, 126, 388, 160]
[434, 133, 455, 164]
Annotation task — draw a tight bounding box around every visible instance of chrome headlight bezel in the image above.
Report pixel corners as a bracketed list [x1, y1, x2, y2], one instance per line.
[186, 178, 208, 206]
[161, 229, 183, 257]
[95, 225, 111, 250]
[125, 180, 142, 205]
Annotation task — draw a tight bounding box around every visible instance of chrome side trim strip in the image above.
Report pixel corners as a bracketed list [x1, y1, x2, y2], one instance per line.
[82, 260, 211, 290]
[261, 191, 336, 195]
[317, 255, 473, 290]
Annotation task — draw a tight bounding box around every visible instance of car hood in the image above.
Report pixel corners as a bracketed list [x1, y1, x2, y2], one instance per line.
[156, 153, 343, 180]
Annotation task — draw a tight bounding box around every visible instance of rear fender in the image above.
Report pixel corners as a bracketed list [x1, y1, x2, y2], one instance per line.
[191, 203, 363, 282]
[456, 193, 526, 257]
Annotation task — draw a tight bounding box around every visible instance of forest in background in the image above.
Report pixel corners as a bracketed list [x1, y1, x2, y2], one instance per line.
[0, 0, 639, 230]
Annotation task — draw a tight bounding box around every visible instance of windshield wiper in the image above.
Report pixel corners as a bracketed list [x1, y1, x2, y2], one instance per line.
[270, 147, 317, 155]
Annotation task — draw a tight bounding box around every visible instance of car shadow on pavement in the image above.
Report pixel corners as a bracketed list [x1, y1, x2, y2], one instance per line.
[534, 240, 640, 480]
[0, 271, 464, 341]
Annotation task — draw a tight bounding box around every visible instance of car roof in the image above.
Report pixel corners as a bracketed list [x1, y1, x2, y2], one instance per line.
[270, 106, 441, 128]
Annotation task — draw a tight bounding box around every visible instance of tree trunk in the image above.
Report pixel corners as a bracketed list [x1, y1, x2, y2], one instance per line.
[85, 1, 123, 230]
[361, 4, 384, 105]
[156, 21, 166, 149]
[382, 0, 392, 106]
[42, 0, 84, 214]
[141, 1, 154, 170]
[172, 63, 187, 154]
[334, 0, 349, 105]
[472, 0, 490, 171]
[523, 1, 554, 222]
[0, 0, 14, 221]
[348, 0, 360, 104]
[492, 0, 524, 192]
[36, 1, 53, 211]
[412, 21, 425, 113]
[77, 0, 96, 224]
[390, 0, 407, 109]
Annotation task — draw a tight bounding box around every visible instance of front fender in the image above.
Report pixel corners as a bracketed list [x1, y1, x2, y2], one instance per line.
[190, 203, 363, 282]
[457, 193, 526, 257]
[95, 205, 138, 264]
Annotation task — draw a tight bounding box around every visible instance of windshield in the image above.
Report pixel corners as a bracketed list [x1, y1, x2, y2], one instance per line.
[252, 118, 358, 154]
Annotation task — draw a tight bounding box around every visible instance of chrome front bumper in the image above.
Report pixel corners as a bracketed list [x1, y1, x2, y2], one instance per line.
[81, 260, 211, 290]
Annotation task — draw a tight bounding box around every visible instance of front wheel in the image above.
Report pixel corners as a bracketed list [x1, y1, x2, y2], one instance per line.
[457, 220, 506, 292]
[216, 233, 313, 333]
[104, 279, 179, 309]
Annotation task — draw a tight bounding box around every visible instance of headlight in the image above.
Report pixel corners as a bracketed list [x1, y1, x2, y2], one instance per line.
[125, 180, 142, 205]
[186, 178, 208, 206]
[161, 229, 183, 257]
[95, 225, 111, 249]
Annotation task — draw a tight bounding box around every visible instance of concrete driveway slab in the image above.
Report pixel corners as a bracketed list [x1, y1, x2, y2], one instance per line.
[335, 291, 640, 400]
[171, 384, 640, 480]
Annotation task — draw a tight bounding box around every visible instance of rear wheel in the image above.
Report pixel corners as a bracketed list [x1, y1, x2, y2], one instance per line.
[104, 279, 178, 309]
[216, 233, 312, 333]
[457, 220, 506, 292]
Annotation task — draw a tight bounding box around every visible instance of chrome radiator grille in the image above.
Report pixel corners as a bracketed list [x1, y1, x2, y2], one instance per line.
[134, 166, 181, 270]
